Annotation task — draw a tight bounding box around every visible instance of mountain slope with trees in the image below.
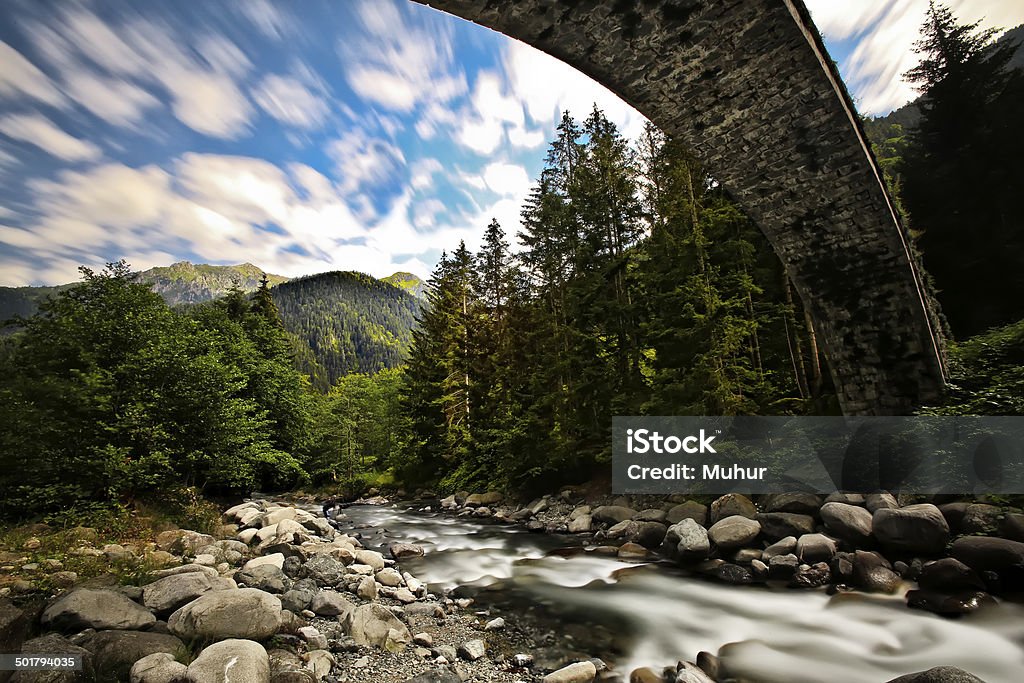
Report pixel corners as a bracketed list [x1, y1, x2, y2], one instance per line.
[271, 271, 420, 390]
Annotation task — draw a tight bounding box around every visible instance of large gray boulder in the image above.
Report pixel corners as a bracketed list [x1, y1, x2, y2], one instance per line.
[710, 493, 757, 524]
[41, 589, 156, 632]
[310, 590, 354, 618]
[81, 631, 184, 681]
[873, 504, 949, 554]
[342, 603, 411, 651]
[302, 554, 347, 586]
[185, 639, 269, 683]
[761, 493, 822, 515]
[820, 502, 873, 545]
[756, 512, 815, 541]
[592, 506, 637, 524]
[708, 516, 760, 549]
[9, 634, 93, 683]
[884, 666, 986, 682]
[665, 519, 710, 562]
[951, 536, 1024, 571]
[666, 501, 708, 526]
[130, 652, 188, 683]
[234, 564, 288, 593]
[142, 572, 235, 615]
[796, 533, 837, 563]
[168, 588, 282, 640]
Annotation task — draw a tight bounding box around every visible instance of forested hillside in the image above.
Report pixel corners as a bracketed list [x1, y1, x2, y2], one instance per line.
[271, 271, 420, 390]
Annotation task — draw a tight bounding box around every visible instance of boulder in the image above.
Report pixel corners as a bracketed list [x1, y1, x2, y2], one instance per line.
[356, 575, 378, 600]
[168, 588, 282, 640]
[81, 630, 184, 681]
[918, 558, 986, 592]
[907, 589, 996, 616]
[185, 639, 269, 683]
[262, 507, 298, 527]
[675, 661, 716, 683]
[762, 536, 797, 561]
[635, 509, 668, 523]
[666, 518, 710, 562]
[592, 506, 637, 525]
[354, 550, 386, 572]
[820, 502, 873, 545]
[960, 504, 1002, 534]
[130, 652, 188, 683]
[884, 666, 986, 683]
[707, 515, 760, 549]
[542, 661, 597, 683]
[458, 639, 486, 661]
[796, 533, 837, 563]
[343, 603, 411, 651]
[873, 504, 949, 554]
[11, 634, 93, 682]
[142, 572, 235, 615]
[303, 554, 347, 586]
[761, 493, 822, 515]
[865, 493, 899, 513]
[375, 568, 403, 587]
[403, 670, 463, 683]
[0, 598, 30, 659]
[756, 513, 815, 541]
[618, 542, 648, 560]
[852, 550, 901, 593]
[950, 536, 1024, 571]
[568, 515, 593, 533]
[790, 562, 831, 588]
[243, 553, 285, 571]
[709, 493, 757, 524]
[234, 564, 288, 594]
[41, 588, 156, 632]
[666, 501, 708, 526]
[310, 590, 354, 617]
[389, 543, 424, 560]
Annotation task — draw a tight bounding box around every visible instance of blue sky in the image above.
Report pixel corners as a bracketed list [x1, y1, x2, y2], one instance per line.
[0, 0, 1021, 286]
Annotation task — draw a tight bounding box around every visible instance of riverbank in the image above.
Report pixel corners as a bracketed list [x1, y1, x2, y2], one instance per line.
[2, 489, 1021, 682]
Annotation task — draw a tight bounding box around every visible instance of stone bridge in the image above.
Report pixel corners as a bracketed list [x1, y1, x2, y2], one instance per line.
[414, 0, 946, 415]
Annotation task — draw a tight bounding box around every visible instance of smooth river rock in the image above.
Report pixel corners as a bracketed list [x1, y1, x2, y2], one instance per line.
[185, 639, 269, 683]
[168, 588, 282, 640]
[708, 515, 760, 549]
[873, 504, 949, 555]
[820, 501, 874, 544]
[41, 588, 156, 632]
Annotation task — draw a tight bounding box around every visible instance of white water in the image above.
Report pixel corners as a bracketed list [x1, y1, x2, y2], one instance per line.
[331, 504, 1024, 682]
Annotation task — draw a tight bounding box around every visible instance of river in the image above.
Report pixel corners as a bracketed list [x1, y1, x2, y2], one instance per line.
[320, 502, 1024, 683]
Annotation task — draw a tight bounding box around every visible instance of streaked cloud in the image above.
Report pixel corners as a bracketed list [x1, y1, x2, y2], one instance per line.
[0, 113, 101, 161]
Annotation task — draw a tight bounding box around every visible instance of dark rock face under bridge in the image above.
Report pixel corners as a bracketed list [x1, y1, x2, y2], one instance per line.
[413, 0, 946, 415]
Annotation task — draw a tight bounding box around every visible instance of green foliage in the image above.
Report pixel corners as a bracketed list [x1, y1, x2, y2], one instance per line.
[898, 3, 1024, 337]
[0, 261, 319, 520]
[921, 319, 1024, 415]
[397, 110, 820, 494]
[271, 271, 420, 389]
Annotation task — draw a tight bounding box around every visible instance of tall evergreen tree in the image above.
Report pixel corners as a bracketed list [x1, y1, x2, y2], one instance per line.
[901, 1, 1024, 336]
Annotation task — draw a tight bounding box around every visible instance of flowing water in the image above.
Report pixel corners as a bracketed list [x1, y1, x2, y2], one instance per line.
[324, 503, 1024, 682]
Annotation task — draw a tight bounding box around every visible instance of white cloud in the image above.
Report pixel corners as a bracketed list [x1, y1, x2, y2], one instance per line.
[253, 74, 330, 129]
[62, 71, 159, 127]
[503, 40, 648, 143]
[327, 128, 406, 194]
[805, 0, 1024, 114]
[236, 0, 294, 41]
[482, 162, 531, 198]
[23, 7, 256, 138]
[341, 0, 467, 113]
[410, 158, 443, 190]
[0, 113, 102, 161]
[0, 41, 67, 108]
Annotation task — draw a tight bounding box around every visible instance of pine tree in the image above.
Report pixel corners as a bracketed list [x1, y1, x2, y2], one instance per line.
[901, 1, 1024, 336]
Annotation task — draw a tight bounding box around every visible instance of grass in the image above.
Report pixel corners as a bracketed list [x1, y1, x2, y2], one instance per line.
[0, 487, 224, 597]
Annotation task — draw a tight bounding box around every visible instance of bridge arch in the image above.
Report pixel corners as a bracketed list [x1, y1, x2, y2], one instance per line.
[412, 0, 946, 415]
